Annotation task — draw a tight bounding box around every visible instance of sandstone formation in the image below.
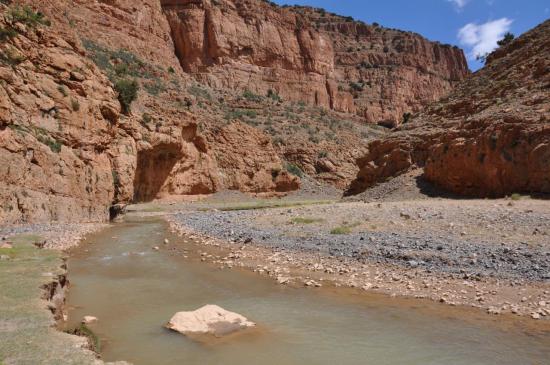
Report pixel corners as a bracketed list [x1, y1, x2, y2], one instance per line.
[0, 0, 469, 224]
[0, 3, 120, 223]
[165, 304, 255, 337]
[347, 20, 550, 197]
[162, 0, 469, 126]
[0, 0, 297, 223]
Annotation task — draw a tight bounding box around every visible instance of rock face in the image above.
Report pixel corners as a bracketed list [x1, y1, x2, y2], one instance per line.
[0, 4, 119, 223]
[206, 122, 300, 193]
[0, 0, 468, 224]
[0, 0, 298, 224]
[348, 20, 550, 197]
[165, 305, 255, 337]
[162, 0, 468, 126]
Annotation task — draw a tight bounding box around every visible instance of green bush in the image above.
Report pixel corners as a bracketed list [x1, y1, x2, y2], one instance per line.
[0, 26, 17, 41]
[285, 163, 303, 178]
[243, 89, 263, 102]
[57, 85, 68, 97]
[143, 79, 165, 96]
[8, 5, 51, 27]
[267, 89, 282, 102]
[188, 85, 211, 100]
[291, 217, 324, 224]
[114, 79, 139, 114]
[349, 82, 364, 92]
[497, 32, 514, 47]
[141, 113, 153, 125]
[330, 226, 352, 235]
[168, 66, 175, 73]
[0, 47, 25, 66]
[70, 98, 80, 111]
[37, 134, 62, 153]
[330, 222, 360, 235]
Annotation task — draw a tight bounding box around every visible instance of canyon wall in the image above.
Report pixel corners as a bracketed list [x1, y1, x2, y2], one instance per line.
[161, 0, 469, 127]
[0, 0, 297, 223]
[0, 0, 472, 223]
[348, 20, 550, 197]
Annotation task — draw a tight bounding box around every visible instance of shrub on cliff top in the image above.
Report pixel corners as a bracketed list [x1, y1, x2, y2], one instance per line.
[115, 78, 139, 114]
[497, 32, 515, 47]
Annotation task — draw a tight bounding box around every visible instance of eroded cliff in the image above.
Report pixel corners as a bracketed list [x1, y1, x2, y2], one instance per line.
[161, 0, 469, 127]
[347, 20, 550, 197]
[0, 0, 472, 224]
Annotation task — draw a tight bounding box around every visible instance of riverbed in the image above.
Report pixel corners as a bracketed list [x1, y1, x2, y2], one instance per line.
[65, 217, 550, 365]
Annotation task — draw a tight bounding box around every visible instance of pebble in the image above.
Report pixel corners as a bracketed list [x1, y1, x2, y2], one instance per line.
[276, 275, 290, 284]
[82, 316, 98, 324]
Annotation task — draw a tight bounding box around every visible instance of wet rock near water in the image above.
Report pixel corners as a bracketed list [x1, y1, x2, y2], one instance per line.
[165, 305, 255, 337]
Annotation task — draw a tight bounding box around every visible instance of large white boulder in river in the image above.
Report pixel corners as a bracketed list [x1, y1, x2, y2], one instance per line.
[165, 305, 255, 337]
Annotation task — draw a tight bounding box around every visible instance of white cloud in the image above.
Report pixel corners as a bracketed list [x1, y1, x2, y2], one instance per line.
[458, 18, 513, 60]
[448, 0, 470, 11]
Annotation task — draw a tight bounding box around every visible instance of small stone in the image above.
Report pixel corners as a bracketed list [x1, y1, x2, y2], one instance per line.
[163, 238, 169, 244]
[82, 316, 98, 324]
[152, 246, 160, 251]
[531, 313, 541, 320]
[276, 275, 290, 284]
[0, 255, 10, 261]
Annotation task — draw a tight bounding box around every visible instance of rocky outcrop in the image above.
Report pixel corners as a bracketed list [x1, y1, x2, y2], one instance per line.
[0, 1, 299, 224]
[166, 304, 256, 337]
[0, 0, 474, 223]
[0, 4, 119, 223]
[161, 0, 469, 126]
[348, 20, 550, 197]
[206, 122, 300, 193]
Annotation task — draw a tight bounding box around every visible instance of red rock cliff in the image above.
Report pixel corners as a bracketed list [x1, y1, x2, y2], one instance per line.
[161, 0, 469, 126]
[347, 20, 550, 197]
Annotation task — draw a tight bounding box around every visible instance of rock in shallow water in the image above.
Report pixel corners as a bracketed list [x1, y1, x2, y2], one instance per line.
[165, 305, 255, 337]
[82, 316, 98, 324]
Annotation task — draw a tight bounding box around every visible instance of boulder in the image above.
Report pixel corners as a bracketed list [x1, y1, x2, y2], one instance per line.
[165, 305, 255, 337]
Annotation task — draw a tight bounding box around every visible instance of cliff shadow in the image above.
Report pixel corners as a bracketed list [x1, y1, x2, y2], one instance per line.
[133, 143, 183, 202]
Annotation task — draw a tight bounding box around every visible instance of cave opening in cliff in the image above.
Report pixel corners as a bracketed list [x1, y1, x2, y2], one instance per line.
[133, 143, 183, 202]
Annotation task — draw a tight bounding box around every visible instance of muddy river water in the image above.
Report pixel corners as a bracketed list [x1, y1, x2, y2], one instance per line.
[65, 217, 550, 365]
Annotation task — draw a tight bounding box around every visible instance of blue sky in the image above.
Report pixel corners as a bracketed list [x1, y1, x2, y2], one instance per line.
[273, 0, 550, 71]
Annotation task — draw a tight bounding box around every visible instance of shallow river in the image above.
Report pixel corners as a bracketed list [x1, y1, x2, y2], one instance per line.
[65, 217, 550, 365]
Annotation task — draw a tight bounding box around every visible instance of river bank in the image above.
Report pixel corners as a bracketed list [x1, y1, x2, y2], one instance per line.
[167, 198, 550, 320]
[64, 216, 550, 364]
[0, 222, 130, 365]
